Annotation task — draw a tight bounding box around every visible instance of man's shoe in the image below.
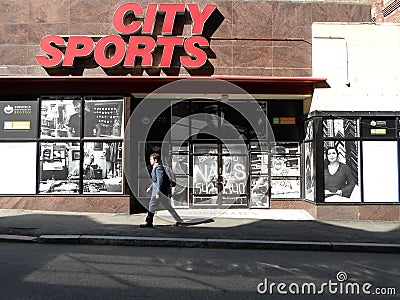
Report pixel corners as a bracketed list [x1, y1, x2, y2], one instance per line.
[139, 223, 153, 228]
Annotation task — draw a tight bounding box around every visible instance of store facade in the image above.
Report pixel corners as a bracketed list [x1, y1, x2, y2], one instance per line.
[310, 22, 400, 220]
[1, 0, 399, 220]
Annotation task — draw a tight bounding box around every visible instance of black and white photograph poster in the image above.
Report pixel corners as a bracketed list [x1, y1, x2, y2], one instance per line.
[304, 142, 314, 202]
[40, 98, 123, 139]
[270, 155, 301, 199]
[250, 153, 269, 207]
[324, 141, 361, 202]
[39, 142, 80, 194]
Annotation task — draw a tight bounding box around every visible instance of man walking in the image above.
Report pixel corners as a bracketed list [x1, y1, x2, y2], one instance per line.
[140, 153, 183, 228]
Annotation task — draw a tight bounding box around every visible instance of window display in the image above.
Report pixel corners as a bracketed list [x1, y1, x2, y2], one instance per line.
[250, 152, 270, 207]
[304, 142, 315, 201]
[269, 143, 301, 199]
[251, 175, 269, 207]
[323, 141, 360, 202]
[271, 156, 300, 177]
[37, 96, 124, 195]
[323, 118, 359, 138]
[39, 142, 80, 194]
[193, 144, 217, 154]
[83, 142, 123, 193]
[171, 176, 189, 207]
[84, 97, 124, 138]
[40, 97, 81, 138]
[0, 96, 125, 196]
[41, 97, 123, 138]
[221, 155, 247, 205]
[271, 178, 300, 198]
[250, 153, 269, 174]
[193, 153, 218, 205]
[305, 120, 313, 141]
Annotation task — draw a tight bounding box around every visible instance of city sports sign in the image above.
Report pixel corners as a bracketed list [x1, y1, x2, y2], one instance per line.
[36, 3, 221, 74]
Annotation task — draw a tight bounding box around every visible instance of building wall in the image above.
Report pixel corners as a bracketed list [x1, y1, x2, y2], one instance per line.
[0, 0, 371, 77]
[312, 23, 400, 111]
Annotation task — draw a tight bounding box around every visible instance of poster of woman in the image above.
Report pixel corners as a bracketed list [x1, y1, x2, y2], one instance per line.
[324, 142, 361, 202]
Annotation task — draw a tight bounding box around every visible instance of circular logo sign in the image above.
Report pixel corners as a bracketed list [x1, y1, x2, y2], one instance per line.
[3, 105, 14, 115]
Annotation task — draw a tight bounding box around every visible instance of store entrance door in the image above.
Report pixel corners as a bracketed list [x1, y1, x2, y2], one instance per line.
[145, 99, 272, 209]
[191, 143, 248, 208]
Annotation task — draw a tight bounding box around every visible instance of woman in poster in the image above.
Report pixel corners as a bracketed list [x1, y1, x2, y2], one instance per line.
[324, 146, 356, 198]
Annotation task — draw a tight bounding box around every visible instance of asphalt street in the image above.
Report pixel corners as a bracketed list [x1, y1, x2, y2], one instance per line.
[0, 243, 398, 300]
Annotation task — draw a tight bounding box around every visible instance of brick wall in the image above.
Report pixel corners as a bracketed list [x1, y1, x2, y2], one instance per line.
[0, 0, 371, 77]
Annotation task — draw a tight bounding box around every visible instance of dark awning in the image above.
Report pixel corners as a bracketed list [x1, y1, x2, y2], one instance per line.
[0, 76, 328, 97]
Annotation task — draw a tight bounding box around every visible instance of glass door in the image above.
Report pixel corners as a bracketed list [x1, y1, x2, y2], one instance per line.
[192, 144, 219, 206]
[249, 141, 271, 208]
[192, 143, 249, 208]
[221, 144, 248, 207]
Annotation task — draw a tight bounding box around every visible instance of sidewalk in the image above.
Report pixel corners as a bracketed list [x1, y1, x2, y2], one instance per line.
[0, 209, 399, 253]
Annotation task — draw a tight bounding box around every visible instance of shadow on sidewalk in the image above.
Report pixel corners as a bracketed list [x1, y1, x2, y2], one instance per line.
[0, 212, 399, 244]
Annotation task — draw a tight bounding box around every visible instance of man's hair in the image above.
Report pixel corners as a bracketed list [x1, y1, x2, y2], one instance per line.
[150, 153, 160, 162]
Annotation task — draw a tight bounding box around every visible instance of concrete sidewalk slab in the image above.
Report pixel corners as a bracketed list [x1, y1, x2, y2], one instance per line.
[0, 208, 399, 253]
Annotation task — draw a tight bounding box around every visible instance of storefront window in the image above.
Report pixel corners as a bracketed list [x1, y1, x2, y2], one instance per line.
[39, 142, 80, 194]
[304, 142, 315, 201]
[141, 99, 304, 208]
[83, 142, 123, 194]
[362, 141, 398, 202]
[314, 114, 400, 203]
[250, 152, 269, 207]
[40, 97, 80, 139]
[221, 155, 247, 205]
[270, 143, 301, 199]
[171, 100, 190, 141]
[323, 118, 359, 138]
[305, 120, 313, 141]
[0, 142, 37, 194]
[250, 175, 269, 207]
[171, 148, 189, 208]
[323, 140, 360, 202]
[193, 144, 217, 154]
[85, 97, 124, 138]
[193, 152, 218, 205]
[36, 96, 124, 195]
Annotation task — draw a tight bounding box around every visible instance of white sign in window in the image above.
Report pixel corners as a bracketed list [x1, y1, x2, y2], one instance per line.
[362, 141, 399, 203]
[0, 143, 36, 194]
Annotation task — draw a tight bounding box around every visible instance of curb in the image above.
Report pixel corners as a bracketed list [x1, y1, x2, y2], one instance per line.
[0, 234, 38, 243]
[2, 234, 399, 253]
[32, 235, 400, 253]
